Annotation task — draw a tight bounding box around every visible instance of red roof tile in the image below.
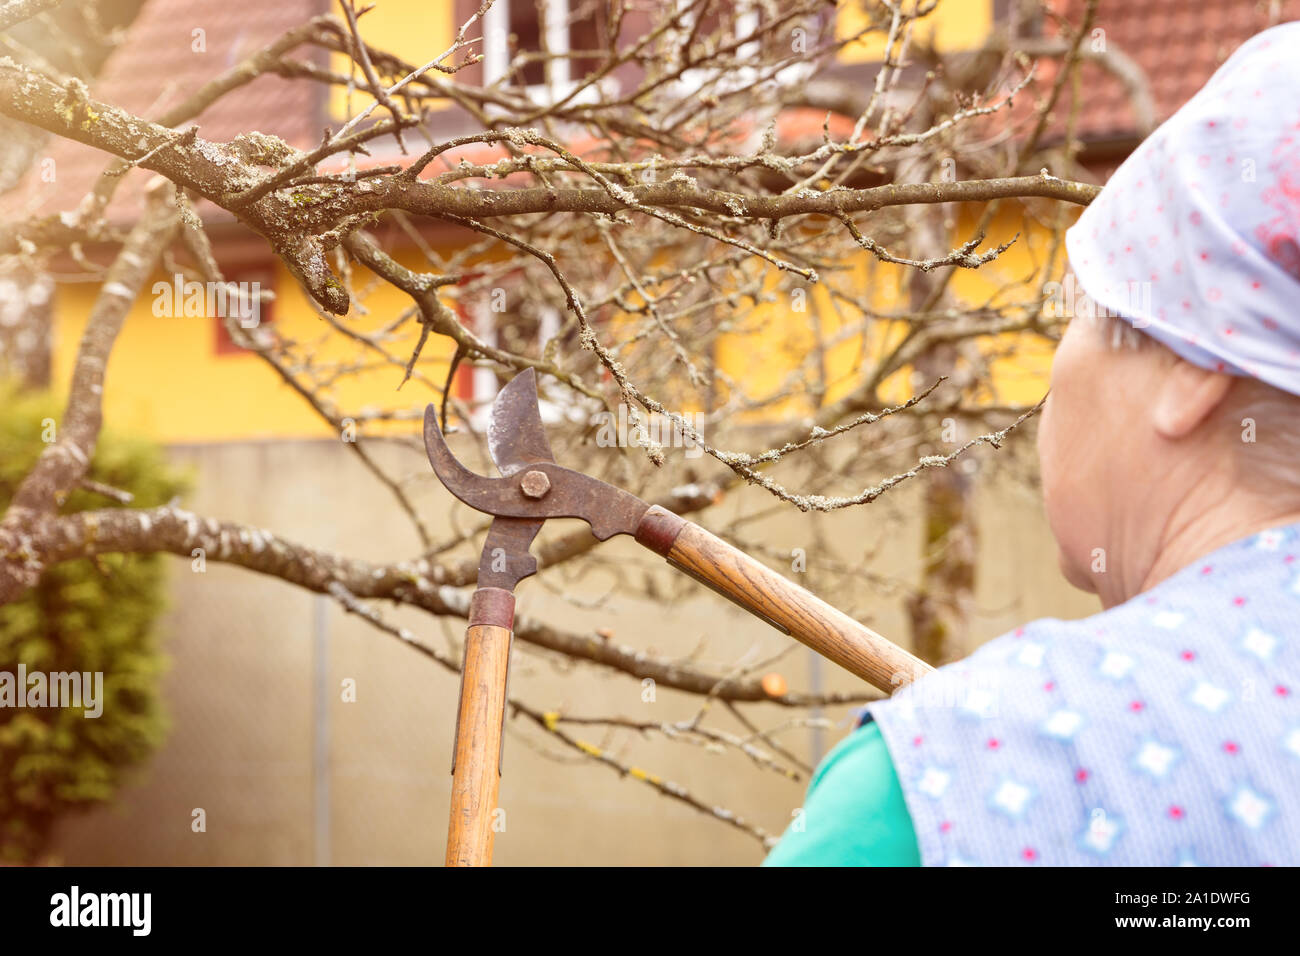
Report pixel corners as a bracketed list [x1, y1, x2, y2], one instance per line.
[1044, 1, 1300, 144]
[3, 0, 322, 224]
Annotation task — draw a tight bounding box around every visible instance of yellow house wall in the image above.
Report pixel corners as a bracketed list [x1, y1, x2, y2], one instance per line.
[328, 1, 455, 121]
[52, 206, 1066, 443]
[838, 0, 993, 61]
[52, 253, 465, 443]
[712, 206, 1065, 420]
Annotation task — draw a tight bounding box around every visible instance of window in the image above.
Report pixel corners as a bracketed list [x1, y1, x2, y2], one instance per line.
[452, 270, 571, 431]
[466, 0, 606, 104]
[664, 0, 817, 100]
[214, 265, 275, 355]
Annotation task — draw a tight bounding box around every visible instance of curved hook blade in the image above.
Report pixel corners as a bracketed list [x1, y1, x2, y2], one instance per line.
[487, 368, 555, 476]
[423, 403, 498, 509]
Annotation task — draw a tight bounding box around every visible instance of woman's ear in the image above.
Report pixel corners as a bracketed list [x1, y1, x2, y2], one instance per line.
[1152, 359, 1236, 438]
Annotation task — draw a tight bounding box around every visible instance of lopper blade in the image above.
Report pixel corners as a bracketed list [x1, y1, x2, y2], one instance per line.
[486, 368, 555, 476]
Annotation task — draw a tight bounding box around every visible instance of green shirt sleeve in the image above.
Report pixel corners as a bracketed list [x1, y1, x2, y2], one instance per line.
[761, 718, 921, 867]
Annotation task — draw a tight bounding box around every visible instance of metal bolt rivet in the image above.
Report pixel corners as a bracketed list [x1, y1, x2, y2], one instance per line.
[520, 470, 551, 499]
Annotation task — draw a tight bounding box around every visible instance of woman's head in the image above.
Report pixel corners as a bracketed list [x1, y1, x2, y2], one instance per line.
[1039, 22, 1300, 603]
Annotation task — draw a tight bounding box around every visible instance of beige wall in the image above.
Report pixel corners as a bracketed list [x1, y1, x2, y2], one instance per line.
[51, 437, 1099, 865]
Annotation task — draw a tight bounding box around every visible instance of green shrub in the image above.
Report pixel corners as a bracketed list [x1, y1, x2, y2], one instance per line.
[0, 382, 186, 862]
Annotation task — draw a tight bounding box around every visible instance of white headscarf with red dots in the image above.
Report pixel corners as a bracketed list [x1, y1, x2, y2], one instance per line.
[1065, 22, 1300, 397]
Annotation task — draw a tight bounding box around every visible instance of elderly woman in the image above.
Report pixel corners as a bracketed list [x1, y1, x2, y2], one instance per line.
[765, 23, 1300, 867]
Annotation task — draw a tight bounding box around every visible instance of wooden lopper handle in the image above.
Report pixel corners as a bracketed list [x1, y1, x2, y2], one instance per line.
[446, 588, 514, 867]
[635, 507, 932, 695]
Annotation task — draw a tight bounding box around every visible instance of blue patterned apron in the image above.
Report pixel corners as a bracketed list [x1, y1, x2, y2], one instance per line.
[866, 524, 1300, 866]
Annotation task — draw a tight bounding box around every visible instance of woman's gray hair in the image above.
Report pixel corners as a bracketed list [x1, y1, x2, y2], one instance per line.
[1087, 312, 1300, 497]
[1084, 311, 1151, 352]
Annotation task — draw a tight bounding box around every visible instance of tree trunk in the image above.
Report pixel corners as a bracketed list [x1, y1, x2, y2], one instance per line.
[0, 257, 53, 389]
[902, 193, 976, 667]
